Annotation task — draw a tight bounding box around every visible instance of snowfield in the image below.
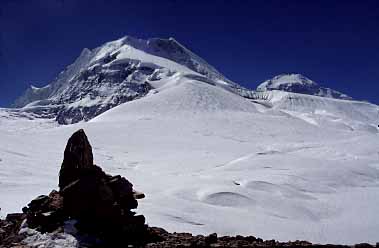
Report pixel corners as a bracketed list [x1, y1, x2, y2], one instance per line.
[1, 74, 378, 245]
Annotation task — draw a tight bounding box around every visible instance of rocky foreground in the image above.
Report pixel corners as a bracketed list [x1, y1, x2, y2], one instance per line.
[1, 130, 378, 248]
[1, 214, 378, 248]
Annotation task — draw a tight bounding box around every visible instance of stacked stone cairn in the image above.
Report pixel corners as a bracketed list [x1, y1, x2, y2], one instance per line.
[21, 129, 153, 246]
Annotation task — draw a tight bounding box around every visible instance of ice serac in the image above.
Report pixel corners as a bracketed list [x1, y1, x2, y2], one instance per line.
[257, 74, 352, 100]
[12, 36, 248, 124]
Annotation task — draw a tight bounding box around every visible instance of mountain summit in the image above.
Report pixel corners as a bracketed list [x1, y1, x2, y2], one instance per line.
[12, 36, 246, 124]
[257, 74, 352, 100]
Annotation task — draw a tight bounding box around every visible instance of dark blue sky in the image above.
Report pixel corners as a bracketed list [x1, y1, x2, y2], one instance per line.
[0, 0, 378, 107]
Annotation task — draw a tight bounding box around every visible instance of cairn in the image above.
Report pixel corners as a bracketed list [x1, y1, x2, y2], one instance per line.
[21, 129, 150, 245]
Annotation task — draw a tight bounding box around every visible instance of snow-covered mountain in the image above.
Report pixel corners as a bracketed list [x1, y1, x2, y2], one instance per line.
[2, 35, 379, 245]
[257, 74, 352, 100]
[13, 36, 248, 124]
[12, 37, 360, 126]
[1, 69, 379, 244]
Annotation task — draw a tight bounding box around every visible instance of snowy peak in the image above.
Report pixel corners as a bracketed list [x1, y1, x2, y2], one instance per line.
[257, 74, 352, 100]
[89, 35, 232, 84]
[14, 36, 235, 108]
[257, 74, 318, 91]
[12, 35, 243, 124]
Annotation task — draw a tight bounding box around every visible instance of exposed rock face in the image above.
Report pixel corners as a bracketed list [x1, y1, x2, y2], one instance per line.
[15, 59, 153, 125]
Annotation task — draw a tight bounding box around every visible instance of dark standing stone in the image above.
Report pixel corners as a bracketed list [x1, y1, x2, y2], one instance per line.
[59, 129, 94, 189]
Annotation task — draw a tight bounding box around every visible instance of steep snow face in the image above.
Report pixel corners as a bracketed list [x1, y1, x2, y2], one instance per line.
[13, 36, 245, 124]
[257, 74, 352, 100]
[91, 36, 233, 84]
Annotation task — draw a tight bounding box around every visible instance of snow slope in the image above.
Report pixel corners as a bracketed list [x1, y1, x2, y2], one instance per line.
[1, 75, 379, 245]
[253, 90, 379, 132]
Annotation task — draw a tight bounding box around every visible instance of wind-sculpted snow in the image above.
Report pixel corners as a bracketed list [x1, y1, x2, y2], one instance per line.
[1, 75, 379, 244]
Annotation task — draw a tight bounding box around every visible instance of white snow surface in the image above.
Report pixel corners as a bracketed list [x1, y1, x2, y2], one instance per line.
[1, 75, 379, 245]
